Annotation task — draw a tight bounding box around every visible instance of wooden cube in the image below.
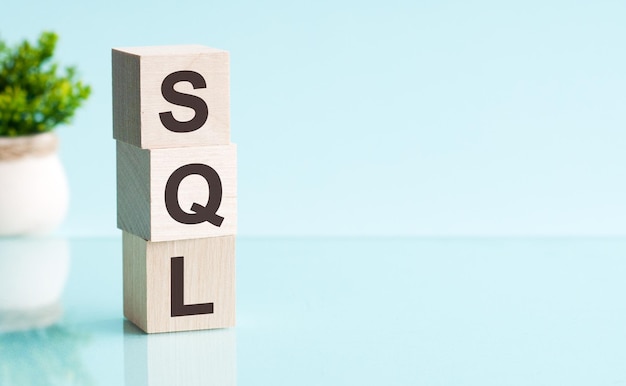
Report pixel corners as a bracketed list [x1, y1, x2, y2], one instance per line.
[123, 231, 236, 334]
[112, 45, 229, 149]
[117, 141, 236, 242]
[124, 324, 236, 384]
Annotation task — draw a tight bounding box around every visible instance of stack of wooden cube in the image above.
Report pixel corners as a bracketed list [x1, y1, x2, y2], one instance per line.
[112, 45, 236, 334]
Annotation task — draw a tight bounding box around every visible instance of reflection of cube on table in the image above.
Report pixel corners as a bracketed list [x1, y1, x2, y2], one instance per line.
[124, 324, 236, 385]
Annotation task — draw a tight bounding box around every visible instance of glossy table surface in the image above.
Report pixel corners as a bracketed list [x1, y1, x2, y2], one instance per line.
[1, 237, 626, 385]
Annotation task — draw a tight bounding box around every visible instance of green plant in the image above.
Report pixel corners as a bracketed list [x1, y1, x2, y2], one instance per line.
[0, 31, 91, 137]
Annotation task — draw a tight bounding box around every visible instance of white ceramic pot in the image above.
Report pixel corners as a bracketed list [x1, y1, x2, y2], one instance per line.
[0, 132, 69, 235]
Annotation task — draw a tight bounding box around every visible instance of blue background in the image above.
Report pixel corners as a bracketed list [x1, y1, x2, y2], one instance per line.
[3, 4, 626, 384]
[2, 0, 625, 237]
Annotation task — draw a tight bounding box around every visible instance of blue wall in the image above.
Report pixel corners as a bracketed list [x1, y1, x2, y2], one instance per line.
[2, 0, 626, 237]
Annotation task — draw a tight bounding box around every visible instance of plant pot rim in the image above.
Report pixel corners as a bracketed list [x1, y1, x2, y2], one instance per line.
[0, 132, 58, 161]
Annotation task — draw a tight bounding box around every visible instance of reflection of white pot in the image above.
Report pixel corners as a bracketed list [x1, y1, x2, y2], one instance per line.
[0, 132, 69, 235]
[0, 237, 70, 332]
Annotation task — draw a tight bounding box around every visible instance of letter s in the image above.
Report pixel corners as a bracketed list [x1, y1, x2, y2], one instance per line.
[159, 70, 209, 133]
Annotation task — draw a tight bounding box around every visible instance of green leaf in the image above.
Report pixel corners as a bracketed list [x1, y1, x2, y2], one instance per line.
[0, 31, 91, 136]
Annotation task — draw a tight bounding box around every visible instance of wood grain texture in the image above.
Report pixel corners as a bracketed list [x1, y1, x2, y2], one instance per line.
[112, 45, 230, 149]
[117, 141, 237, 242]
[117, 141, 151, 241]
[123, 230, 148, 330]
[123, 231, 236, 334]
[112, 48, 141, 147]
